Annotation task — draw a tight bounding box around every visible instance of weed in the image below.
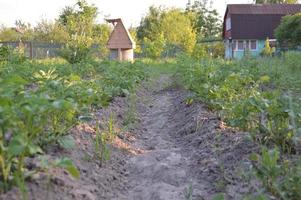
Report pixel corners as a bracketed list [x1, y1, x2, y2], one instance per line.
[94, 121, 110, 166]
[184, 183, 193, 200]
[123, 93, 137, 128]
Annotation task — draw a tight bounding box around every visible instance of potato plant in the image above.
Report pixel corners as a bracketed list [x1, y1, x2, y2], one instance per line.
[0, 59, 146, 192]
[175, 53, 301, 199]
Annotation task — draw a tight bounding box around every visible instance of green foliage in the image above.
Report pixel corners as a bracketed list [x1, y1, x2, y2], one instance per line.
[0, 44, 26, 64]
[261, 38, 275, 57]
[275, 13, 301, 49]
[58, 0, 97, 63]
[138, 6, 197, 56]
[176, 54, 301, 152]
[0, 45, 10, 61]
[186, 0, 222, 41]
[0, 58, 146, 192]
[192, 44, 208, 59]
[250, 148, 282, 193]
[137, 6, 164, 42]
[0, 21, 33, 42]
[143, 33, 165, 59]
[161, 9, 196, 54]
[54, 158, 80, 179]
[176, 53, 301, 199]
[93, 113, 117, 166]
[92, 24, 111, 58]
[251, 148, 301, 200]
[208, 42, 225, 58]
[33, 19, 69, 43]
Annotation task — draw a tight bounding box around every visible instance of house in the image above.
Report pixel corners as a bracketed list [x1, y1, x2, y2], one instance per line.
[106, 18, 135, 62]
[223, 4, 301, 59]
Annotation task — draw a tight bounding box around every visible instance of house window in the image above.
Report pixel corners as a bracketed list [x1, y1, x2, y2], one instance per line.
[226, 18, 231, 31]
[237, 40, 244, 50]
[246, 41, 250, 50]
[250, 40, 257, 50]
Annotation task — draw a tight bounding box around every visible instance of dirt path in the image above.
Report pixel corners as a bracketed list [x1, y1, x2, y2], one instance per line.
[115, 75, 258, 200]
[1, 74, 258, 200]
[123, 76, 205, 199]
[122, 74, 260, 200]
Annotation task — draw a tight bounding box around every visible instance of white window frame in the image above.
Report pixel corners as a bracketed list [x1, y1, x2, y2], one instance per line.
[249, 40, 258, 51]
[234, 40, 258, 51]
[236, 40, 245, 51]
[226, 18, 231, 31]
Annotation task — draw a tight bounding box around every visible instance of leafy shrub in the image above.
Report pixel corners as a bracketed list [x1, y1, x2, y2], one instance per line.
[283, 51, 301, 72]
[251, 148, 301, 200]
[143, 33, 165, 59]
[0, 45, 26, 64]
[261, 38, 275, 57]
[192, 44, 208, 59]
[275, 13, 301, 49]
[59, 36, 93, 64]
[0, 45, 10, 61]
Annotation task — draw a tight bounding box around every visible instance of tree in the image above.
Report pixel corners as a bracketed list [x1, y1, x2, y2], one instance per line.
[92, 24, 111, 58]
[58, 0, 98, 63]
[137, 6, 164, 42]
[275, 13, 301, 49]
[129, 27, 142, 54]
[137, 6, 197, 57]
[255, 0, 298, 4]
[0, 20, 33, 42]
[0, 27, 22, 42]
[186, 0, 222, 41]
[161, 9, 196, 54]
[33, 19, 69, 43]
[143, 33, 165, 59]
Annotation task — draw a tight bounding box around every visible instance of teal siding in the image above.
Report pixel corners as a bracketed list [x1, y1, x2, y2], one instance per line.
[225, 40, 266, 59]
[233, 40, 265, 59]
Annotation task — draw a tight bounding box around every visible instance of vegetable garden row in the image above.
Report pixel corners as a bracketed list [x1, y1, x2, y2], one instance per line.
[1, 51, 301, 199]
[0, 58, 146, 193]
[176, 51, 301, 200]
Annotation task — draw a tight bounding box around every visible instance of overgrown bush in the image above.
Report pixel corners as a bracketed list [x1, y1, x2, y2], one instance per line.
[0, 45, 26, 64]
[0, 45, 10, 61]
[59, 36, 92, 64]
[275, 13, 301, 49]
[192, 44, 208, 59]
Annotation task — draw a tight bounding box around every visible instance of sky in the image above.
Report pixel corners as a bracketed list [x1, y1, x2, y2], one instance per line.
[0, 0, 263, 28]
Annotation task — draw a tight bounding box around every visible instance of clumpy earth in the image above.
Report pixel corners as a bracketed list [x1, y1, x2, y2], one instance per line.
[1, 75, 260, 200]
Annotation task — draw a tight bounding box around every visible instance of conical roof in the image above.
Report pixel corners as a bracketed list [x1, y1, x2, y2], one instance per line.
[106, 18, 135, 49]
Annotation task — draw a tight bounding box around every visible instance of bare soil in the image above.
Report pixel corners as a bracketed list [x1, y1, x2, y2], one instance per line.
[1, 75, 259, 200]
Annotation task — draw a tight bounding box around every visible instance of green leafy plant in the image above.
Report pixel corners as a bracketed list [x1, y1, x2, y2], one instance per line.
[93, 121, 110, 166]
[0, 58, 146, 193]
[261, 38, 275, 57]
